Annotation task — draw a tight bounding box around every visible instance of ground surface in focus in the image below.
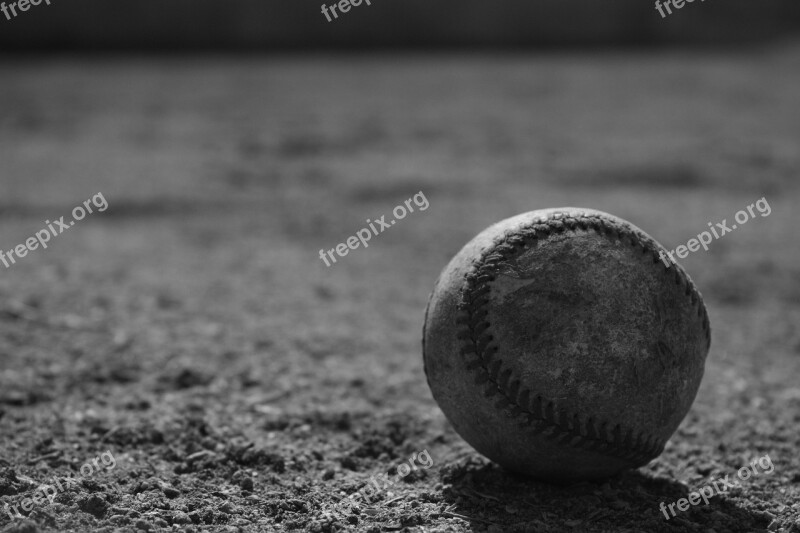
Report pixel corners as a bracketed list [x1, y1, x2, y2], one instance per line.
[1, 47, 800, 532]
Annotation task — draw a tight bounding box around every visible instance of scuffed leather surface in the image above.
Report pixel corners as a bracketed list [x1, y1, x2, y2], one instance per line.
[423, 208, 710, 481]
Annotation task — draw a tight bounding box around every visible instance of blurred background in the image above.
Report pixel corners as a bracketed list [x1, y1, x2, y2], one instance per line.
[1, 0, 800, 51]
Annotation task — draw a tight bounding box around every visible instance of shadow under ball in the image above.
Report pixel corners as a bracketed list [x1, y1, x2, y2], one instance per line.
[422, 208, 710, 481]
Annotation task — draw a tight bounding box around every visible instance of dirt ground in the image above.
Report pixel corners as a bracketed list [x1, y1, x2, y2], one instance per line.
[1, 45, 799, 533]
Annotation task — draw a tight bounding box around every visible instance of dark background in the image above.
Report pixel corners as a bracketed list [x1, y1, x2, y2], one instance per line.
[1, 0, 800, 51]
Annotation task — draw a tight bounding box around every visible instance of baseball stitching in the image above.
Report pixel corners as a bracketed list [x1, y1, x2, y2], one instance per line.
[452, 211, 710, 466]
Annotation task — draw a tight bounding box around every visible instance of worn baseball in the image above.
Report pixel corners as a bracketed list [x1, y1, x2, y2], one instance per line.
[423, 208, 710, 481]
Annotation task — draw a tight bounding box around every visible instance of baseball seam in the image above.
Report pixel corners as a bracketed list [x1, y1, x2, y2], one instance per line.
[455, 211, 710, 465]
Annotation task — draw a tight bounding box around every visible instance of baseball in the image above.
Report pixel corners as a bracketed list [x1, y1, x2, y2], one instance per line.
[423, 207, 710, 481]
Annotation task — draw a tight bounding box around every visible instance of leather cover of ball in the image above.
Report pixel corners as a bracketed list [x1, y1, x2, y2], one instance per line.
[423, 208, 710, 481]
